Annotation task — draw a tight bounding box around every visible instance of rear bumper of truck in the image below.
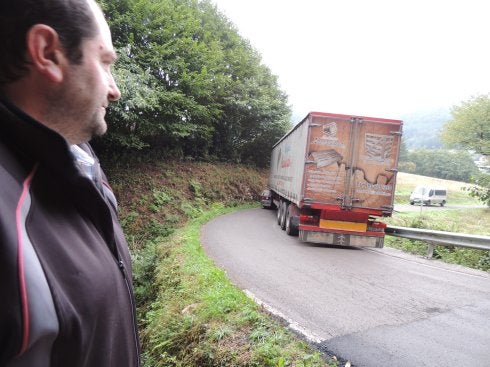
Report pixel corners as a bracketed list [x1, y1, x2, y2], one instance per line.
[299, 228, 384, 248]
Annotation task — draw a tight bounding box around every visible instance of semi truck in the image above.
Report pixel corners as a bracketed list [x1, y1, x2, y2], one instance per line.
[261, 111, 403, 248]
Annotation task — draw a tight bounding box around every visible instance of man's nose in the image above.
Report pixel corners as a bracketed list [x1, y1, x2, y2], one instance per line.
[108, 74, 121, 102]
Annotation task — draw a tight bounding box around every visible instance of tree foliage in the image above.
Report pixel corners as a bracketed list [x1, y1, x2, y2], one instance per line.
[401, 149, 479, 182]
[440, 94, 490, 204]
[441, 94, 490, 156]
[464, 173, 490, 206]
[95, 0, 290, 166]
[398, 139, 409, 161]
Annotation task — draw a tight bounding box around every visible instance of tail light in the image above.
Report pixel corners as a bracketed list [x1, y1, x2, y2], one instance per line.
[260, 190, 271, 200]
[367, 221, 386, 232]
[300, 214, 319, 226]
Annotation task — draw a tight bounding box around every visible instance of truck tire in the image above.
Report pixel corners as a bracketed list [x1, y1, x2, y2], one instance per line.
[277, 201, 283, 225]
[285, 205, 299, 236]
[440, 200, 446, 207]
[280, 202, 288, 230]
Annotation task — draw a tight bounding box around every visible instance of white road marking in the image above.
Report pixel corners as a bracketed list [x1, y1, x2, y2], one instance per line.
[244, 289, 324, 344]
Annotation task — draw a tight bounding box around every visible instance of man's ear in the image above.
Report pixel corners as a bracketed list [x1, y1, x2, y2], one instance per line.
[26, 24, 66, 83]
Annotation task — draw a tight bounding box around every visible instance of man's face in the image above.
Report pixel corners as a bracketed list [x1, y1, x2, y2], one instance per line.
[59, 1, 120, 144]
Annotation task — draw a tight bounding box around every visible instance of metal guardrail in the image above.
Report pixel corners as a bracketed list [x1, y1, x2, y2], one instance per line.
[385, 225, 490, 258]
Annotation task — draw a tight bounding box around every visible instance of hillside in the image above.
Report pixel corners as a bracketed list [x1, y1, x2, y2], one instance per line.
[395, 172, 480, 205]
[105, 159, 269, 249]
[400, 107, 451, 149]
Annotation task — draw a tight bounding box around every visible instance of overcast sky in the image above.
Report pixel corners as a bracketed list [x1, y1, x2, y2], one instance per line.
[211, 0, 490, 120]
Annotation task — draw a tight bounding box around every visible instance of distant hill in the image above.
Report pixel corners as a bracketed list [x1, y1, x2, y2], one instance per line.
[400, 107, 451, 149]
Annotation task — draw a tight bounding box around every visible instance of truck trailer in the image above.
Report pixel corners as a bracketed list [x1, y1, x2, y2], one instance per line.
[261, 111, 402, 248]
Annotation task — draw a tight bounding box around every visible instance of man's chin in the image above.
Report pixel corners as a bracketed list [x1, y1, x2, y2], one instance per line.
[94, 124, 108, 137]
[86, 121, 108, 142]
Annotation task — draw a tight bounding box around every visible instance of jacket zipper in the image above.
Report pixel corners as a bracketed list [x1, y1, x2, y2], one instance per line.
[117, 258, 141, 367]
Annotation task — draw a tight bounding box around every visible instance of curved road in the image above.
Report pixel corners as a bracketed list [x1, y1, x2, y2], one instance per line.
[201, 208, 490, 367]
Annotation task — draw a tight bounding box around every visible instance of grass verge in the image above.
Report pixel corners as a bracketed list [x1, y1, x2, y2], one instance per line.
[394, 172, 481, 205]
[385, 208, 490, 271]
[136, 203, 340, 367]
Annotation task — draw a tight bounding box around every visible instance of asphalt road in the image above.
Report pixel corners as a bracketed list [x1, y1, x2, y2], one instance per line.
[201, 208, 490, 367]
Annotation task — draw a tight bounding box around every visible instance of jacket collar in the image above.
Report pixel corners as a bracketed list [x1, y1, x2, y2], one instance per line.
[0, 98, 81, 182]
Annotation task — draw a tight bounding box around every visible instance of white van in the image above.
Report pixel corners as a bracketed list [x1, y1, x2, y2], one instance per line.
[409, 185, 447, 206]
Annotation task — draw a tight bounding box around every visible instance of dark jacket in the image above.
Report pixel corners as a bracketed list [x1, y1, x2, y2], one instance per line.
[0, 100, 140, 366]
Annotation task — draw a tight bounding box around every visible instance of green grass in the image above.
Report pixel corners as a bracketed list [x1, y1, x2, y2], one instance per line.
[137, 203, 338, 367]
[384, 208, 490, 271]
[394, 172, 481, 205]
[388, 172, 490, 271]
[387, 208, 490, 235]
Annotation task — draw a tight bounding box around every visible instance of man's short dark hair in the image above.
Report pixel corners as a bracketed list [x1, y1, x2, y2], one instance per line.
[0, 0, 97, 85]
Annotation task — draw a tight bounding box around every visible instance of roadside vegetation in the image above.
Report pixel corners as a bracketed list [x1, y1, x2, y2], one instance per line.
[140, 205, 335, 366]
[398, 148, 479, 182]
[385, 209, 490, 271]
[386, 172, 490, 271]
[393, 172, 481, 205]
[107, 159, 340, 367]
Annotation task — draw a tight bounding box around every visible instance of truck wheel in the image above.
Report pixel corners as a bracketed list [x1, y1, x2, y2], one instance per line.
[440, 200, 446, 207]
[277, 201, 283, 225]
[280, 202, 288, 230]
[285, 206, 299, 236]
[409, 201, 414, 205]
[425, 200, 431, 206]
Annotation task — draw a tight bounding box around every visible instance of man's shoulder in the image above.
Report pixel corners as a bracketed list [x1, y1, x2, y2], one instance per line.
[0, 139, 28, 180]
[0, 140, 35, 211]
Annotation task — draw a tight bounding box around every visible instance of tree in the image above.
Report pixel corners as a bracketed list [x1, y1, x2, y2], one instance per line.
[398, 139, 409, 161]
[94, 46, 162, 152]
[441, 95, 490, 205]
[441, 94, 490, 156]
[96, 0, 291, 165]
[407, 149, 479, 182]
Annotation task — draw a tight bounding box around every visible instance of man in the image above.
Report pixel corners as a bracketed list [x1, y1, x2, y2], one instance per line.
[0, 0, 140, 366]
